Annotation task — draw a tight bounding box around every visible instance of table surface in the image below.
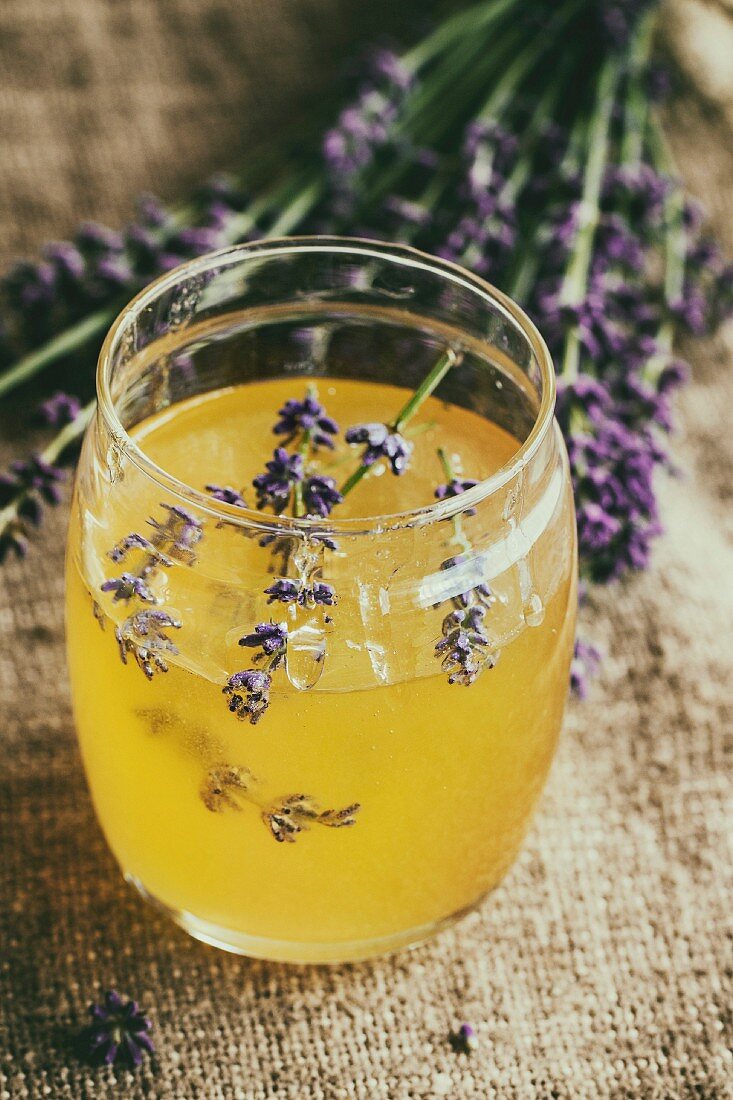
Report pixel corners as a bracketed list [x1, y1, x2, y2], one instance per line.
[1, 2, 731, 1097]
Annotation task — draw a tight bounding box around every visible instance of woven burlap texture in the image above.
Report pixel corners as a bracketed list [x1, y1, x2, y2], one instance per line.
[0, 2, 731, 1097]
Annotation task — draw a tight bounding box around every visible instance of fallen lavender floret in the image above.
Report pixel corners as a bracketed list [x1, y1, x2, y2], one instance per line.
[76, 989, 154, 1069]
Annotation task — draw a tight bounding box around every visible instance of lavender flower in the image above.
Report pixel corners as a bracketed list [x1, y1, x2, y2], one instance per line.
[147, 502, 203, 564]
[434, 477, 479, 516]
[344, 422, 413, 475]
[223, 668, 273, 724]
[226, 620, 289, 724]
[450, 1023, 479, 1054]
[435, 605, 498, 686]
[263, 794, 360, 843]
[303, 474, 342, 517]
[108, 532, 169, 565]
[0, 455, 66, 523]
[323, 49, 414, 209]
[238, 619, 289, 659]
[570, 637, 602, 699]
[253, 448, 304, 512]
[76, 990, 154, 1069]
[115, 609, 181, 679]
[101, 572, 156, 604]
[273, 394, 339, 450]
[265, 577, 336, 607]
[38, 391, 82, 425]
[205, 484, 247, 507]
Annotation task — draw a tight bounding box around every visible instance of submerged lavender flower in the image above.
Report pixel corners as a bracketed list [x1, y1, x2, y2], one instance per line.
[434, 477, 479, 516]
[226, 621, 289, 724]
[146, 503, 203, 564]
[223, 668, 273, 724]
[38, 391, 82, 425]
[273, 394, 339, 450]
[435, 605, 497, 686]
[303, 474, 342, 517]
[76, 990, 154, 1069]
[253, 448, 304, 512]
[345, 422, 413, 475]
[108, 532, 169, 565]
[265, 577, 336, 608]
[115, 609, 181, 679]
[205, 484, 247, 507]
[239, 619, 289, 659]
[101, 572, 156, 604]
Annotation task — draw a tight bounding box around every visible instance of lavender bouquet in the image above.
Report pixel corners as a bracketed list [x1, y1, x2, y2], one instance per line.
[0, 0, 730, 696]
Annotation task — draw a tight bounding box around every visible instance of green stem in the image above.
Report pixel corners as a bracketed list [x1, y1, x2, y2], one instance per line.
[0, 307, 119, 400]
[646, 119, 687, 377]
[620, 9, 657, 167]
[558, 56, 622, 380]
[0, 398, 95, 546]
[404, 0, 522, 71]
[340, 348, 460, 498]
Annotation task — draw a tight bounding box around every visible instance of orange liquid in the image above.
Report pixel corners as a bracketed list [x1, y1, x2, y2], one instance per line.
[66, 378, 576, 961]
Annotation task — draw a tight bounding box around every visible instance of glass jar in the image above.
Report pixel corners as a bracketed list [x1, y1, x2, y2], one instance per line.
[65, 238, 577, 963]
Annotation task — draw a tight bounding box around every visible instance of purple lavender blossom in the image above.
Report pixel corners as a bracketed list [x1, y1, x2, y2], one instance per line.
[273, 394, 339, 450]
[223, 668, 273, 724]
[344, 422, 413, 475]
[322, 49, 414, 208]
[253, 448, 304, 512]
[205, 484, 248, 507]
[265, 578, 336, 607]
[38, 391, 82, 426]
[147, 502, 203, 564]
[434, 477, 479, 516]
[76, 990, 154, 1069]
[303, 474, 342, 517]
[0, 455, 66, 525]
[435, 605, 497, 686]
[450, 1023, 479, 1054]
[101, 572, 156, 604]
[108, 532, 169, 565]
[570, 638, 602, 699]
[440, 554, 494, 610]
[238, 620, 289, 659]
[115, 609, 181, 679]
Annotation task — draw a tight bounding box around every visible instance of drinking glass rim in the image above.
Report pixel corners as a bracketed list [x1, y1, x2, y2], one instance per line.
[97, 235, 556, 536]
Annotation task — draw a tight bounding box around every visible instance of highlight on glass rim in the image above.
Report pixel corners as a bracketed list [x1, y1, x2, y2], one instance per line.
[1, 0, 731, 1090]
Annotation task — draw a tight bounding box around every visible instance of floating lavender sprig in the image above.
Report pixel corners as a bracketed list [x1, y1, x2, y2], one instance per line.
[115, 610, 182, 680]
[341, 348, 459, 496]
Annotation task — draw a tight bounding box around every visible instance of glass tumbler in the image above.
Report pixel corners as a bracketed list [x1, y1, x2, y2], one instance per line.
[65, 238, 577, 963]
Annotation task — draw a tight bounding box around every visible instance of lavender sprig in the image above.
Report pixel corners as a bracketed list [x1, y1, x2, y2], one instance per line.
[341, 348, 460, 496]
[224, 620, 288, 724]
[115, 610, 181, 679]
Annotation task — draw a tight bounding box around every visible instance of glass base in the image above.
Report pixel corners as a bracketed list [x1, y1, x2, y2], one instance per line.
[125, 873, 484, 964]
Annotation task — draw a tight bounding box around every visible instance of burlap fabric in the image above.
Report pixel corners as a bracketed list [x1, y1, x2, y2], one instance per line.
[1, 2, 731, 1097]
